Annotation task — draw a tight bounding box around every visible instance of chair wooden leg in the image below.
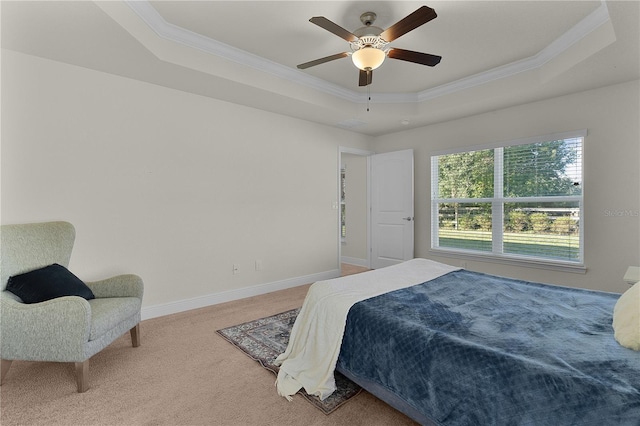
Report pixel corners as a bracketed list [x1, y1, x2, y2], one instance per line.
[130, 324, 141, 347]
[1, 359, 13, 385]
[75, 360, 89, 393]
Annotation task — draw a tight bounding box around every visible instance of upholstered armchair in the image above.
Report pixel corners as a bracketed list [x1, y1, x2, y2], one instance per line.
[0, 221, 143, 392]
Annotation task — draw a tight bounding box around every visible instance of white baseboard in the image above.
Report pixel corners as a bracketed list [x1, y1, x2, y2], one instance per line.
[340, 256, 369, 268]
[141, 269, 341, 320]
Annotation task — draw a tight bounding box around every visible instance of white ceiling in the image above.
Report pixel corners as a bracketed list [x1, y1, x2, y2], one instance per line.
[2, 1, 639, 135]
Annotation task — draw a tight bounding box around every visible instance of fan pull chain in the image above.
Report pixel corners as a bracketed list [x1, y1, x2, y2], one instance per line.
[367, 85, 371, 112]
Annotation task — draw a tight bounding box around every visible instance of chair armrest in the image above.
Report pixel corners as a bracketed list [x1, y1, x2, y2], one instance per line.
[85, 274, 144, 299]
[0, 292, 92, 361]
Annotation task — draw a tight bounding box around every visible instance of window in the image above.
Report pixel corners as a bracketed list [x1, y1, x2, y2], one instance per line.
[431, 131, 584, 268]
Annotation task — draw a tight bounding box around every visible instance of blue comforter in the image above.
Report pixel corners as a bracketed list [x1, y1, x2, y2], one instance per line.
[337, 270, 640, 425]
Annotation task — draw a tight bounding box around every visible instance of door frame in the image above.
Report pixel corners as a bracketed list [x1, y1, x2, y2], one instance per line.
[338, 146, 375, 269]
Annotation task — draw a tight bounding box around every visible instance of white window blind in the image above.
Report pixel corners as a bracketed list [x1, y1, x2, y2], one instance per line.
[431, 131, 584, 266]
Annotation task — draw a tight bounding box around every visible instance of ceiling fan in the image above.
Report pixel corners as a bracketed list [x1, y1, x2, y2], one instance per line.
[297, 6, 442, 87]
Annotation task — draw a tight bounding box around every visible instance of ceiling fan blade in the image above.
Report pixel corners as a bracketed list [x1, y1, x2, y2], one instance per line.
[309, 17, 358, 42]
[380, 6, 437, 42]
[358, 69, 373, 86]
[388, 48, 441, 66]
[297, 52, 350, 69]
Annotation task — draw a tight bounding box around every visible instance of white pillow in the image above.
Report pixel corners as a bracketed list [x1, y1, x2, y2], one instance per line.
[612, 281, 640, 351]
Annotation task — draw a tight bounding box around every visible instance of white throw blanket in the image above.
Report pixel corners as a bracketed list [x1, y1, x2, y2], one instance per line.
[274, 258, 460, 401]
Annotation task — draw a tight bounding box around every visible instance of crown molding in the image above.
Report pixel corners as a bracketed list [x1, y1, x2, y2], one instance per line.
[414, 1, 611, 104]
[125, 1, 610, 106]
[125, 0, 361, 103]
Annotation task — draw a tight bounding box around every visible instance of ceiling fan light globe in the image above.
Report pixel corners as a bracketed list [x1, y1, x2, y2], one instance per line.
[352, 47, 385, 71]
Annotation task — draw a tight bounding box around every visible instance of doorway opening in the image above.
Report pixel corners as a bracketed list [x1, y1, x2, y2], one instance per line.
[339, 147, 374, 269]
[338, 147, 415, 271]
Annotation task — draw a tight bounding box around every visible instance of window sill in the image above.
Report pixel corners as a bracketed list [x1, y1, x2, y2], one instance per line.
[429, 248, 587, 274]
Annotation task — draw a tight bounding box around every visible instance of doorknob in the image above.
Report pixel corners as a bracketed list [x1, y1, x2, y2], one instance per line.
[402, 217, 413, 221]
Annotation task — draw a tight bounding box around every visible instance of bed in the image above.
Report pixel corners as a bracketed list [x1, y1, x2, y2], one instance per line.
[275, 259, 640, 425]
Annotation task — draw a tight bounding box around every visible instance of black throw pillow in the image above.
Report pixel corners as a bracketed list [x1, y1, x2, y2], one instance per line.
[6, 263, 95, 304]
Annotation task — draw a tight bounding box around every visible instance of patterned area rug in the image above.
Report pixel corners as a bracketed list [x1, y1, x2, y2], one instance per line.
[216, 308, 361, 414]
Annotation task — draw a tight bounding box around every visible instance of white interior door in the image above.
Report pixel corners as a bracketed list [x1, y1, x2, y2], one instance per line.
[370, 149, 414, 269]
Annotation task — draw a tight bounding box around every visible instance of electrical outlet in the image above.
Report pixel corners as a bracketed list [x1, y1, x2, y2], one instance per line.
[233, 264, 239, 274]
[255, 260, 263, 271]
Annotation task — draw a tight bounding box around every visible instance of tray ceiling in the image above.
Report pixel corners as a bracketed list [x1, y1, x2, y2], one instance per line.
[2, 1, 639, 135]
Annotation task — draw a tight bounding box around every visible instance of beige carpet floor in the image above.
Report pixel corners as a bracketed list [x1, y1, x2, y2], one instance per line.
[1, 265, 417, 425]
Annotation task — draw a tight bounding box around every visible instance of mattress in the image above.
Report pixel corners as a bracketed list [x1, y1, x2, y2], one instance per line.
[336, 269, 640, 425]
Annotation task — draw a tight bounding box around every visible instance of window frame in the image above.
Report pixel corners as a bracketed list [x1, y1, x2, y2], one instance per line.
[430, 130, 587, 273]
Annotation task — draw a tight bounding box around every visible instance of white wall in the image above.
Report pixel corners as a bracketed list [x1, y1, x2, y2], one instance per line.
[1, 50, 371, 317]
[372, 80, 640, 293]
[2, 48, 637, 320]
